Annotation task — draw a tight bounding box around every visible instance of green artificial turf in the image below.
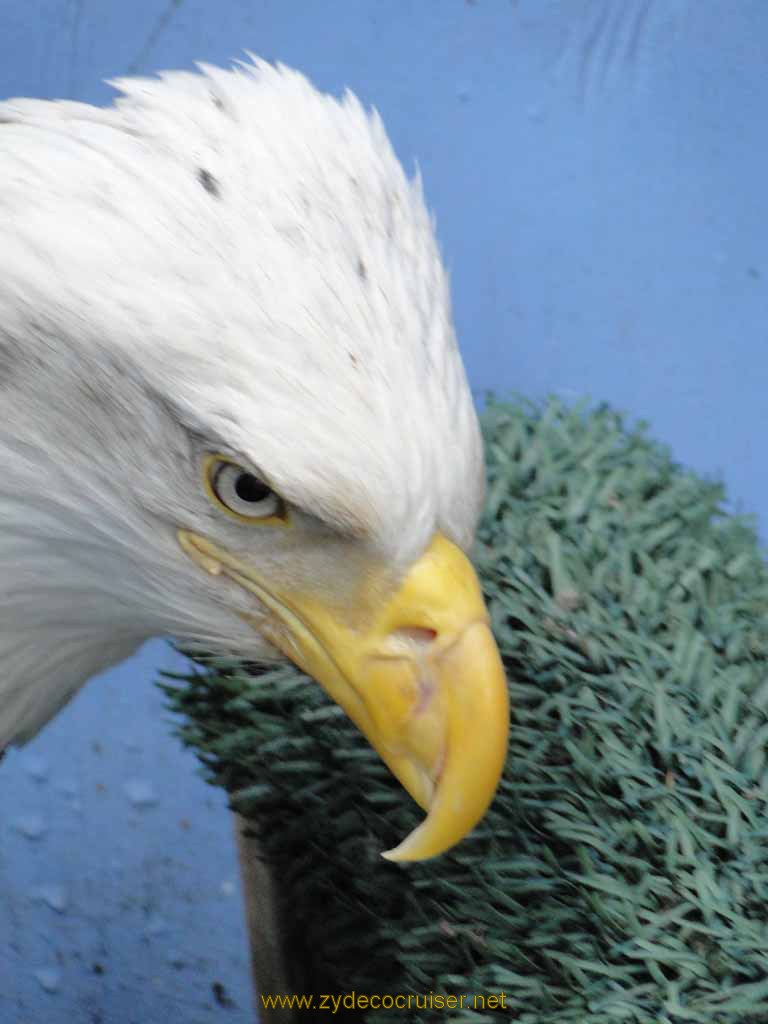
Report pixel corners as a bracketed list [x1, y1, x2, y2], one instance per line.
[161, 396, 768, 1024]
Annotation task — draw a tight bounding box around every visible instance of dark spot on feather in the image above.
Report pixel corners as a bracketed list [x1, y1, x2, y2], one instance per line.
[356, 257, 368, 282]
[211, 92, 225, 111]
[197, 168, 221, 198]
[348, 352, 359, 369]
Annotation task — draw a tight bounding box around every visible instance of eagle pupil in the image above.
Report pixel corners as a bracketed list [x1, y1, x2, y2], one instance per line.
[235, 474, 270, 503]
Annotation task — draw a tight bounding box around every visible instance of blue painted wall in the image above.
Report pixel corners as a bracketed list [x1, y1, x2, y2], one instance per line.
[1, 2, 766, 1021]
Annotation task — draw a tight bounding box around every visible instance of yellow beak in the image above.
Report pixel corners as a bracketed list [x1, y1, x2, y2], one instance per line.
[178, 530, 509, 861]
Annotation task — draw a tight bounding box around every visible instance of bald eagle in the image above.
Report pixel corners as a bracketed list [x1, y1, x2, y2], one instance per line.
[0, 57, 508, 861]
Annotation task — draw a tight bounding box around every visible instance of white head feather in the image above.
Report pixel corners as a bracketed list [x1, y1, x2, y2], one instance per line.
[0, 57, 484, 747]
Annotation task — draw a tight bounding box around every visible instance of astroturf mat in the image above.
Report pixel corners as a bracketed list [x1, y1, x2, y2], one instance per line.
[162, 396, 768, 1024]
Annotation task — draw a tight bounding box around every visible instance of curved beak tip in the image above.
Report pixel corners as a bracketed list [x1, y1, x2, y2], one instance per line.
[378, 620, 510, 862]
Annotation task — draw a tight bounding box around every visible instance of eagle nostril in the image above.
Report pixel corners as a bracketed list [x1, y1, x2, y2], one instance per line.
[389, 626, 438, 650]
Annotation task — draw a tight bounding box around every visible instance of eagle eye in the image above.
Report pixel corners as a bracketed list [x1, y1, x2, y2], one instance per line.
[203, 455, 286, 524]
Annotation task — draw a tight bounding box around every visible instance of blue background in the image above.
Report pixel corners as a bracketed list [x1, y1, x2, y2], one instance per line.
[1, 2, 766, 1021]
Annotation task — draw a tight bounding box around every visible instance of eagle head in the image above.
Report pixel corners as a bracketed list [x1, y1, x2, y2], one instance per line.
[0, 57, 508, 860]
